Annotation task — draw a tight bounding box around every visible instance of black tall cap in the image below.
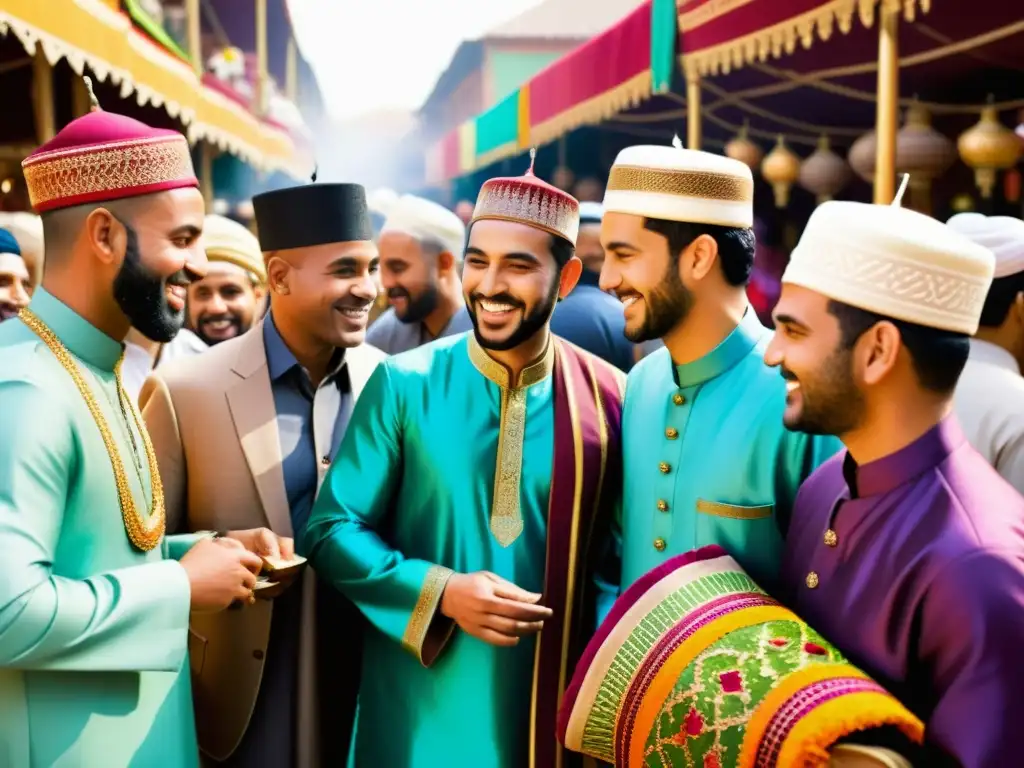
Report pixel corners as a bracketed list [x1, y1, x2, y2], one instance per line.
[253, 183, 372, 251]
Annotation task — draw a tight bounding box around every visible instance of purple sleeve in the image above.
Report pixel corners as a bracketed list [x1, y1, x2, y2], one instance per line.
[919, 548, 1024, 766]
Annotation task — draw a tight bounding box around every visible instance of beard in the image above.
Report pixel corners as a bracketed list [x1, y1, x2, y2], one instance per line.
[111, 221, 188, 343]
[625, 259, 694, 343]
[390, 283, 438, 324]
[467, 273, 560, 352]
[781, 347, 866, 436]
[194, 312, 246, 346]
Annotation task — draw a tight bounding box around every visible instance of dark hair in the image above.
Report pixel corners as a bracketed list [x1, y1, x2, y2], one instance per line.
[463, 220, 576, 266]
[827, 299, 970, 395]
[979, 272, 1024, 328]
[643, 217, 755, 287]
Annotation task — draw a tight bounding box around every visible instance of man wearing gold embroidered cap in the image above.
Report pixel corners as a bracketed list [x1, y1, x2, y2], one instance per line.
[0, 89, 288, 768]
[766, 196, 1024, 766]
[599, 139, 840, 598]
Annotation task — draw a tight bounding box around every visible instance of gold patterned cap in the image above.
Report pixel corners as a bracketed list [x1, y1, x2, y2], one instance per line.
[472, 150, 580, 246]
[604, 139, 754, 229]
[784, 201, 995, 334]
[202, 214, 266, 283]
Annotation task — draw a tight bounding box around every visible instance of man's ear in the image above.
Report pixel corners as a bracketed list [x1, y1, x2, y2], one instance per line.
[557, 256, 582, 300]
[85, 207, 122, 266]
[437, 249, 456, 273]
[266, 253, 291, 295]
[858, 321, 902, 386]
[686, 234, 720, 282]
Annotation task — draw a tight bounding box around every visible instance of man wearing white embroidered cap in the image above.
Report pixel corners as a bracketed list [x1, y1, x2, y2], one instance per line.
[366, 193, 472, 354]
[599, 138, 840, 597]
[946, 212, 1024, 493]
[766, 192, 1024, 767]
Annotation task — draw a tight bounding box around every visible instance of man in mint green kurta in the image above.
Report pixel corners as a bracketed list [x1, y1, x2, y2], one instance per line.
[598, 143, 841, 597]
[0, 102, 272, 767]
[303, 163, 625, 768]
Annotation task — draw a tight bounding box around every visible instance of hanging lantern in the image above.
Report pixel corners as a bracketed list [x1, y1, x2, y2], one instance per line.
[957, 99, 1023, 198]
[894, 102, 955, 213]
[847, 131, 877, 182]
[725, 121, 763, 171]
[761, 136, 801, 208]
[798, 135, 851, 204]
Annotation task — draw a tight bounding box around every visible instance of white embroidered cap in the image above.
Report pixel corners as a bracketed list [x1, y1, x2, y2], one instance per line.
[946, 212, 1024, 279]
[382, 194, 467, 262]
[783, 201, 996, 335]
[603, 142, 754, 228]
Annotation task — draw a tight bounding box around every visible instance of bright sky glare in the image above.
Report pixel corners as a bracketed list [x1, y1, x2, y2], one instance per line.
[288, 0, 546, 120]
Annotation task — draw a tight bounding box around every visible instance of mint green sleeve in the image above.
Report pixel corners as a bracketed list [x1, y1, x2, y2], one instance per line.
[594, 497, 622, 628]
[302, 363, 454, 666]
[162, 533, 206, 561]
[0, 380, 191, 671]
[777, 430, 843, 535]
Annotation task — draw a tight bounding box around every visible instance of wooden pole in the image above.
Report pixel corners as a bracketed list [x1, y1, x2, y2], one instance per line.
[286, 35, 298, 103]
[200, 143, 214, 211]
[72, 75, 91, 118]
[686, 73, 702, 150]
[256, 0, 268, 116]
[31, 50, 55, 145]
[186, 0, 202, 77]
[873, 3, 899, 203]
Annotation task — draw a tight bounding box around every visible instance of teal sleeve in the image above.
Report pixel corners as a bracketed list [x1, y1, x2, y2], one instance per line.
[778, 431, 843, 536]
[163, 533, 205, 561]
[302, 363, 454, 666]
[0, 381, 191, 671]
[594, 497, 622, 628]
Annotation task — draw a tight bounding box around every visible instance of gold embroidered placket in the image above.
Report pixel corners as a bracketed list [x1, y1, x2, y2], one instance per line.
[19, 308, 165, 551]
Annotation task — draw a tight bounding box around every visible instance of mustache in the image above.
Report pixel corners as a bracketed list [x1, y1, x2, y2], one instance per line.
[780, 366, 798, 382]
[387, 288, 409, 300]
[470, 292, 525, 309]
[166, 269, 196, 288]
[199, 313, 240, 324]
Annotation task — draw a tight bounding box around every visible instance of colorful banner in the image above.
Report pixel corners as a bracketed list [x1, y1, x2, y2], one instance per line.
[475, 89, 520, 168]
[651, 0, 678, 93]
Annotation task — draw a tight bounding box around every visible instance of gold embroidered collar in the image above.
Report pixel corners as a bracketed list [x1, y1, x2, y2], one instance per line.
[467, 332, 555, 390]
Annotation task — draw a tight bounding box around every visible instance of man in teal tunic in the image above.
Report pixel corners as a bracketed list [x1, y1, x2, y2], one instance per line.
[598, 140, 840, 594]
[303, 154, 625, 768]
[0, 89, 280, 767]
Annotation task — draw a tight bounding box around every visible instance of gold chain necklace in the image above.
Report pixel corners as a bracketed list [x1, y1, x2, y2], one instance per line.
[20, 308, 165, 551]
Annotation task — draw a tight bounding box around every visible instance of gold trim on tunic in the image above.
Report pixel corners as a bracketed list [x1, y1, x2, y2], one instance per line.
[695, 499, 773, 520]
[467, 333, 555, 547]
[402, 564, 455, 666]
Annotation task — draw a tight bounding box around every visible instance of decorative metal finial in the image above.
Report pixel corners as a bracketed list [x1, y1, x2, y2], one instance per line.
[672, 133, 683, 150]
[527, 147, 537, 175]
[892, 173, 910, 207]
[310, 164, 318, 183]
[83, 76, 100, 111]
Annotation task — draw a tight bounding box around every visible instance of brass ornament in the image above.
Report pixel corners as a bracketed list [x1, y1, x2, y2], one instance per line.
[20, 308, 165, 551]
[761, 135, 801, 208]
[957, 99, 1023, 199]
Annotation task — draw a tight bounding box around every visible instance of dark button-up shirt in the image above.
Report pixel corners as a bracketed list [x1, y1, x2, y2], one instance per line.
[550, 270, 634, 372]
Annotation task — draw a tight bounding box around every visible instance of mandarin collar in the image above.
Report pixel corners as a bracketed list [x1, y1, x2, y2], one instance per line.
[673, 307, 766, 388]
[467, 331, 554, 389]
[27, 287, 123, 372]
[841, 415, 966, 498]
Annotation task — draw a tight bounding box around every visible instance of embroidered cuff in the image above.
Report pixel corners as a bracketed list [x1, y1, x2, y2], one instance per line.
[401, 565, 456, 667]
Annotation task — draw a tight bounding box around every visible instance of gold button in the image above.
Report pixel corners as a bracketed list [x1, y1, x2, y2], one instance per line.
[823, 529, 838, 547]
[659, 461, 671, 474]
[805, 572, 819, 589]
[321, 455, 331, 466]
[672, 393, 685, 406]
[653, 537, 667, 551]
[656, 499, 669, 512]
[665, 427, 679, 440]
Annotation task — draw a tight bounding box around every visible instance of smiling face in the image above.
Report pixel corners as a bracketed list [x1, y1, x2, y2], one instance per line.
[599, 211, 694, 342]
[462, 218, 577, 352]
[187, 261, 262, 345]
[378, 230, 440, 324]
[0, 251, 30, 322]
[110, 187, 208, 343]
[267, 240, 379, 348]
[765, 283, 866, 435]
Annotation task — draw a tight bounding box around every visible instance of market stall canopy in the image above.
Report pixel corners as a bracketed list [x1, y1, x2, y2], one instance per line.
[0, 0, 308, 178]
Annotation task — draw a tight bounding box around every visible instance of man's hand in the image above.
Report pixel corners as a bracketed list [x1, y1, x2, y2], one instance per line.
[440, 571, 553, 647]
[180, 537, 264, 612]
[225, 528, 295, 560]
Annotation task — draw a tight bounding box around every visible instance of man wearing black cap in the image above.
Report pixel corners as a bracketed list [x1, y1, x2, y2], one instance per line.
[140, 182, 384, 767]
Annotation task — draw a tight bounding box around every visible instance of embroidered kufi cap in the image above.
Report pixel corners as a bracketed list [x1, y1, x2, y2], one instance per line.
[472, 150, 580, 246]
[946, 212, 1024, 279]
[603, 139, 754, 229]
[558, 546, 924, 768]
[202, 214, 266, 283]
[0, 228, 21, 258]
[22, 79, 197, 214]
[253, 183, 372, 251]
[382, 194, 466, 261]
[784, 200, 995, 335]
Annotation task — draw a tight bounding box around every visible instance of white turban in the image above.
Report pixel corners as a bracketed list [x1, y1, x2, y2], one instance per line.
[946, 213, 1024, 279]
[381, 194, 466, 262]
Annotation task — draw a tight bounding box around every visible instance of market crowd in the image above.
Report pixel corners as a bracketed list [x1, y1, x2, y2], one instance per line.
[1, 84, 1023, 768]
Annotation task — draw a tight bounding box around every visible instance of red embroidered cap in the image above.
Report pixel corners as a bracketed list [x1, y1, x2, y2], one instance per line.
[22, 79, 197, 214]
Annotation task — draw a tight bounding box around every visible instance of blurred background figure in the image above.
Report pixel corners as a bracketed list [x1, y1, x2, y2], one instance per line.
[367, 194, 471, 353]
[0, 213, 43, 298]
[574, 202, 605, 275]
[454, 199, 475, 226]
[0, 227, 30, 323]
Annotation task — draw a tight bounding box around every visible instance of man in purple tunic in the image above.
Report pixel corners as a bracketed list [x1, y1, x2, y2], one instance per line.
[764, 196, 1024, 767]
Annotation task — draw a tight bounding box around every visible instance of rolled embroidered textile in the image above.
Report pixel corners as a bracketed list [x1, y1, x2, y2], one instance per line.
[558, 546, 924, 768]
